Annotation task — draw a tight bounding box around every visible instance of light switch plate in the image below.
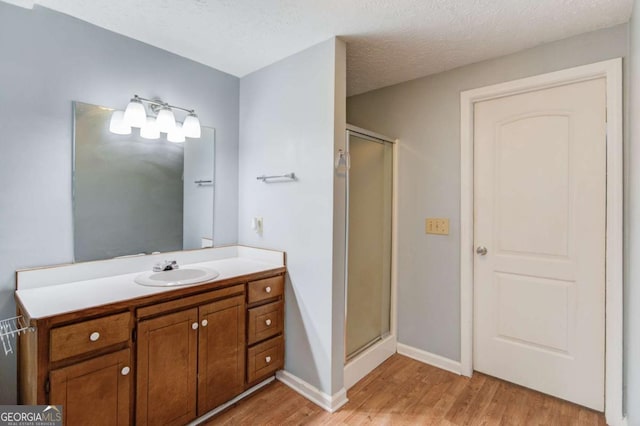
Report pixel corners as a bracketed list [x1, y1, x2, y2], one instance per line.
[426, 218, 449, 235]
[252, 217, 263, 235]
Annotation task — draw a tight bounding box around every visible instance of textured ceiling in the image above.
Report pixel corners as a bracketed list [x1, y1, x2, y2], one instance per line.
[5, 0, 633, 95]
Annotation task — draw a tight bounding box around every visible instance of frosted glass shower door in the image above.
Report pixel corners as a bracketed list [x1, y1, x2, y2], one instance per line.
[345, 133, 393, 360]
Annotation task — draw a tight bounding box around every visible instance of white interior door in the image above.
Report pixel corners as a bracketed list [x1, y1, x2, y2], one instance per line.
[473, 78, 606, 410]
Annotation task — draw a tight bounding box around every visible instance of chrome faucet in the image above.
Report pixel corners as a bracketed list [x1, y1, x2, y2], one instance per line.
[153, 260, 179, 272]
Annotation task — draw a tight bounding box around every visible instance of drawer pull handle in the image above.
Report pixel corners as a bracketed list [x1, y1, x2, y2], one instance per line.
[192, 322, 199, 330]
[201, 319, 208, 327]
[89, 332, 100, 342]
[265, 319, 272, 326]
[265, 286, 272, 294]
[265, 356, 272, 364]
[121, 366, 130, 376]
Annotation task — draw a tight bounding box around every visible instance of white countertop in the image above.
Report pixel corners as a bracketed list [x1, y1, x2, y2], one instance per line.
[16, 247, 284, 320]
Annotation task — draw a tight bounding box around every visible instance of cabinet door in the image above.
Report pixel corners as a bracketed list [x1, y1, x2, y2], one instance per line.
[49, 349, 131, 426]
[137, 308, 198, 426]
[197, 295, 246, 415]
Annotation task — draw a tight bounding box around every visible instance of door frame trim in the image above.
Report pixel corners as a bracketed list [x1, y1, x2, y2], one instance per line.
[459, 58, 623, 424]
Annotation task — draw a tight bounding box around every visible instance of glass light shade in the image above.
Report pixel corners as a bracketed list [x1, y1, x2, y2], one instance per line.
[109, 110, 132, 135]
[182, 113, 201, 138]
[123, 98, 147, 128]
[167, 123, 186, 143]
[140, 117, 160, 140]
[156, 107, 176, 133]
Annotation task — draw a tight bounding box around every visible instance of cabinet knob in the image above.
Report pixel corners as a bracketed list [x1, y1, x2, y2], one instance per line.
[265, 356, 272, 364]
[192, 322, 199, 330]
[265, 286, 272, 294]
[121, 366, 130, 376]
[89, 332, 100, 342]
[201, 319, 208, 327]
[265, 319, 272, 326]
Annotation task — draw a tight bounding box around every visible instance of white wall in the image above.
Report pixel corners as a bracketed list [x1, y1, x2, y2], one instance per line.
[625, 4, 640, 421]
[347, 24, 628, 362]
[0, 3, 240, 403]
[238, 38, 347, 396]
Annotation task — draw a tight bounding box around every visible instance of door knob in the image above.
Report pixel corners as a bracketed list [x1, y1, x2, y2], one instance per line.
[201, 319, 208, 327]
[121, 366, 130, 376]
[476, 246, 488, 256]
[192, 322, 199, 330]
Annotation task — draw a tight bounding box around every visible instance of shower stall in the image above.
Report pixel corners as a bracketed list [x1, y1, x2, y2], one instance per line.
[343, 125, 396, 388]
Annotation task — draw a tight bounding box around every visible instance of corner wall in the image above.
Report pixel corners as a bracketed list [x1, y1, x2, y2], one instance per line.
[346, 24, 628, 362]
[238, 38, 347, 397]
[0, 3, 240, 403]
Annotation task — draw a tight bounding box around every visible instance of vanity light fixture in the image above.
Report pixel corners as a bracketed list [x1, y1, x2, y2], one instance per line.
[109, 111, 132, 135]
[167, 123, 186, 143]
[140, 117, 160, 140]
[110, 95, 201, 140]
[155, 105, 176, 133]
[182, 113, 201, 138]
[123, 97, 147, 128]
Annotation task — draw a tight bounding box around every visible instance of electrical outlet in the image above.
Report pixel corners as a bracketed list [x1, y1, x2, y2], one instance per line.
[425, 218, 449, 235]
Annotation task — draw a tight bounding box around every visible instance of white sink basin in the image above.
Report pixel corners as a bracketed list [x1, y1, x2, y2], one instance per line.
[134, 267, 220, 287]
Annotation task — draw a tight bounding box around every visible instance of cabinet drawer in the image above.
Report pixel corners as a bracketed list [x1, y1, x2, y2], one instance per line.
[50, 312, 130, 362]
[248, 301, 283, 345]
[247, 336, 283, 384]
[247, 276, 284, 304]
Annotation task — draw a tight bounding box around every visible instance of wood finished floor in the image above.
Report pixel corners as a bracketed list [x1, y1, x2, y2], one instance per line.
[205, 354, 605, 425]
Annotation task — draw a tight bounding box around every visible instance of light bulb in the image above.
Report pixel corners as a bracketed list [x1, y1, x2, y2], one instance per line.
[123, 98, 147, 128]
[167, 123, 185, 143]
[140, 117, 160, 140]
[182, 112, 201, 138]
[109, 110, 131, 135]
[155, 107, 176, 133]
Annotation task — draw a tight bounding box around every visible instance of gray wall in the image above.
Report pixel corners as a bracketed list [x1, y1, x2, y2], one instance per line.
[238, 38, 346, 395]
[625, 3, 640, 421]
[0, 3, 239, 403]
[347, 24, 628, 362]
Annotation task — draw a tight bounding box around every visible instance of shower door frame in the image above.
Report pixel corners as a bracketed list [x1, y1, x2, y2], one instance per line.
[343, 124, 398, 390]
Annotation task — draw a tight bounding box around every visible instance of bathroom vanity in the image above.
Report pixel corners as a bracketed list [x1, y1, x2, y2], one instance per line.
[15, 246, 285, 425]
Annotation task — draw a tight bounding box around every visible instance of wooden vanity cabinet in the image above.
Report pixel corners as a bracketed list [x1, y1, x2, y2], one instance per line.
[18, 269, 285, 426]
[135, 286, 246, 425]
[197, 294, 246, 415]
[246, 275, 285, 385]
[17, 309, 134, 426]
[50, 349, 131, 426]
[136, 308, 198, 426]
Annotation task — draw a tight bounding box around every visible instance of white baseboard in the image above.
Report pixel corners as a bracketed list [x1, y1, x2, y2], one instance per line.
[397, 343, 462, 375]
[276, 370, 348, 413]
[607, 415, 627, 426]
[344, 335, 396, 390]
[189, 377, 275, 425]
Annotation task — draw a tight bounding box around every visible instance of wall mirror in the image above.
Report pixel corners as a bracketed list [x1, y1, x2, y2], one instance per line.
[73, 101, 215, 262]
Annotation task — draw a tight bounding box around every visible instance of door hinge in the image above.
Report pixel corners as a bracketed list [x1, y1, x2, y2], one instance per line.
[132, 328, 137, 343]
[44, 377, 50, 395]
